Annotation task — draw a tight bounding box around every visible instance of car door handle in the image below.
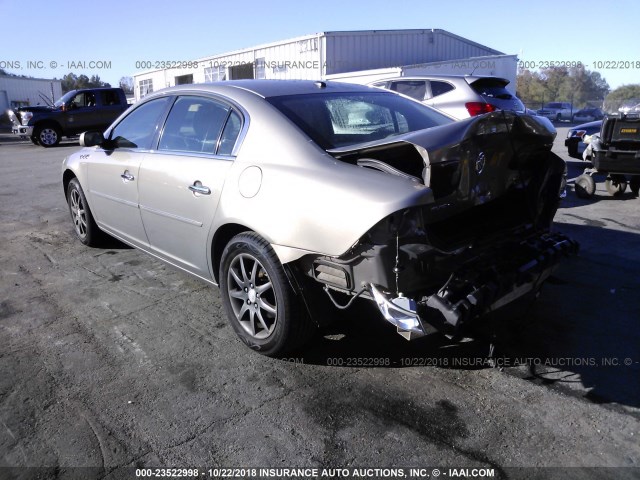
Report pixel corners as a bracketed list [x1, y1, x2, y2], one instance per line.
[189, 181, 211, 195]
[120, 171, 135, 182]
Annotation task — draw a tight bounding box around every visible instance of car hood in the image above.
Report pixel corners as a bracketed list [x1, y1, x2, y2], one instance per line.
[16, 105, 55, 113]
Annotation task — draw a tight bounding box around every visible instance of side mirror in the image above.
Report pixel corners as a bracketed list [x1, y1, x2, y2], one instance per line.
[80, 131, 105, 147]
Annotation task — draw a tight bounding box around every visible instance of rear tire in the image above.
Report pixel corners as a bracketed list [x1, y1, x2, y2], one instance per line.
[219, 232, 315, 356]
[605, 175, 627, 196]
[575, 174, 596, 198]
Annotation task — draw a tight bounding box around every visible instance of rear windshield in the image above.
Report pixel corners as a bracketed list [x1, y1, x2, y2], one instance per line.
[267, 91, 452, 149]
[470, 78, 513, 100]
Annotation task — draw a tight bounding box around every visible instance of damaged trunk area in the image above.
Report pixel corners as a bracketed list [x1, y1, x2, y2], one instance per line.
[305, 112, 577, 339]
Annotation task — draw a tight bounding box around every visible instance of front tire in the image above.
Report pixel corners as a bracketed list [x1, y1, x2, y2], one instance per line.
[219, 232, 313, 356]
[575, 174, 596, 198]
[34, 124, 61, 147]
[66, 178, 104, 246]
[605, 175, 627, 196]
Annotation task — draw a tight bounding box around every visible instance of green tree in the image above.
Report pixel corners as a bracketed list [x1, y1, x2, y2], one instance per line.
[119, 76, 134, 94]
[60, 72, 111, 92]
[517, 65, 610, 109]
[604, 84, 640, 112]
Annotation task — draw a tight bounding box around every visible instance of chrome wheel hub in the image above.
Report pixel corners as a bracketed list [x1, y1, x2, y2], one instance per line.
[40, 128, 58, 145]
[69, 189, 87, 238]
[227, 253, 277, 339]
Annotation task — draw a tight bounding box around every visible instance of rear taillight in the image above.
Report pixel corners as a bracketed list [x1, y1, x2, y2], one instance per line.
[465, 102, 497, 116]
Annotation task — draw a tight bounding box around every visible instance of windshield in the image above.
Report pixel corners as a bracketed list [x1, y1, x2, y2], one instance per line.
[267, 92, 452, 149]
[53, 91, 77, 108]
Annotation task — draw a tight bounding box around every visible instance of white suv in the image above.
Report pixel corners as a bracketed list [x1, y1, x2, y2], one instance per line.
[369, 75, 525, 120]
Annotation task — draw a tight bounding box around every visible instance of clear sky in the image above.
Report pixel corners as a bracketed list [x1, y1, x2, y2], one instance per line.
[2, 0, 638, 91]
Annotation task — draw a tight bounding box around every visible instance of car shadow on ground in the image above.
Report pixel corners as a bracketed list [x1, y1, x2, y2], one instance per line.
[292, 222, 640, 410]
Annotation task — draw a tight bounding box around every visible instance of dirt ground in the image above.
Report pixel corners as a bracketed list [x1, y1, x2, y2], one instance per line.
[0, 129, 638, 480]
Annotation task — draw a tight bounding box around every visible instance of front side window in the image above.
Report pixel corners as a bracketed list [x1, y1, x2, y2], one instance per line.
[109, 96, 171, 149]
[268, 92, 451, 149]
[70, 92, 96, 108]
[158, 96, 231, 154]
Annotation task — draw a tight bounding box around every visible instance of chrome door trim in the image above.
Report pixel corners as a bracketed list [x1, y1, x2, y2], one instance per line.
[139, 204, 203, 227]
[91, 190, 139, 208]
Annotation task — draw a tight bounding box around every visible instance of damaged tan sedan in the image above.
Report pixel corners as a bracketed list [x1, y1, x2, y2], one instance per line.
[62, 80, 576, 356]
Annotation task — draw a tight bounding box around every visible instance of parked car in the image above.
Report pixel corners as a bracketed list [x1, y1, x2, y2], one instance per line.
[572, 108, 604, 123]
[565, 120, 602, 159]
[575, 106, 640, 198]
[368, 75, 526, 120]
[7, 87, 129, 147]
[62, 80, 576, 356]
[537, 102, 573, 122]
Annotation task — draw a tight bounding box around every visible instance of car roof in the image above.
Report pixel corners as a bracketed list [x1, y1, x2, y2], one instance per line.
[572, 120, 602, 129]
[369, 74, 510, 85]
[156, 80, 376, 99]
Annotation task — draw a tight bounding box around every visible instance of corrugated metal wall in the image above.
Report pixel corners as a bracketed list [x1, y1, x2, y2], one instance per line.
[323, 30, 503, 75]
[0, 77, 63, 107]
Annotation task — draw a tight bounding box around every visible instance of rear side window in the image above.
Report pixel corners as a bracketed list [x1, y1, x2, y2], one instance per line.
[390, 81, 427, 101]
[109, 96, 171, 149]
[217, 110, 242, 156]
[158, 96, 230, 154]
[101, 90, 122, 106]
[429, 81, 454, 98]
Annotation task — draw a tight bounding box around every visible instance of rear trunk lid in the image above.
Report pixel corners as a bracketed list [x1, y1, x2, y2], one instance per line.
[466, 77, 525, 113]
[329, 111, 564, 242]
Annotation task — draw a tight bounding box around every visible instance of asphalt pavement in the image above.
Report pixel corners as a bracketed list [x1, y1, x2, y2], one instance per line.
[0, 129, 638, 480]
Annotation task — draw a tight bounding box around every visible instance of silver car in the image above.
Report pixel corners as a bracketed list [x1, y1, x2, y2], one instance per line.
[62, 80, 576, 356]
[369, 75, 525, 120]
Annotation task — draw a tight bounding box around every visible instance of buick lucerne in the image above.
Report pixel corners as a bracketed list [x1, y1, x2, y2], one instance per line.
[62, 80, 577, 356]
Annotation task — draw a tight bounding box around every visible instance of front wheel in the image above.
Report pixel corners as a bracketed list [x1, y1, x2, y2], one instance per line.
[66, 178, 104, 246]
[575, 174, 596, 198]
[219, 232, 314, 356]
[34, 124, 61, 147]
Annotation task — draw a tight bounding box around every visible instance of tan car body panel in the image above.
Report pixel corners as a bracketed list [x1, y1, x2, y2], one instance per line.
[63, 83, 437, 284]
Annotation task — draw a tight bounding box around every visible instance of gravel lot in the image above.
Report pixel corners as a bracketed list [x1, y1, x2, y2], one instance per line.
[0, 127, 639, 480]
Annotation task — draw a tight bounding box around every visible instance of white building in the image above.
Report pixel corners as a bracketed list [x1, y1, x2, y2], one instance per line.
[0, 76, 63, 111]
[133, 29, 514, 101]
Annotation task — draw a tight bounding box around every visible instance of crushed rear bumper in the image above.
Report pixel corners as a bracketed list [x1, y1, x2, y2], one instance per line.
[370, 232, 578, 340]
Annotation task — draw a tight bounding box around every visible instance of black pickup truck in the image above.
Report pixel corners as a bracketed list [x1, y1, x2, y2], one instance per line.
[7, 87, 129, 147]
